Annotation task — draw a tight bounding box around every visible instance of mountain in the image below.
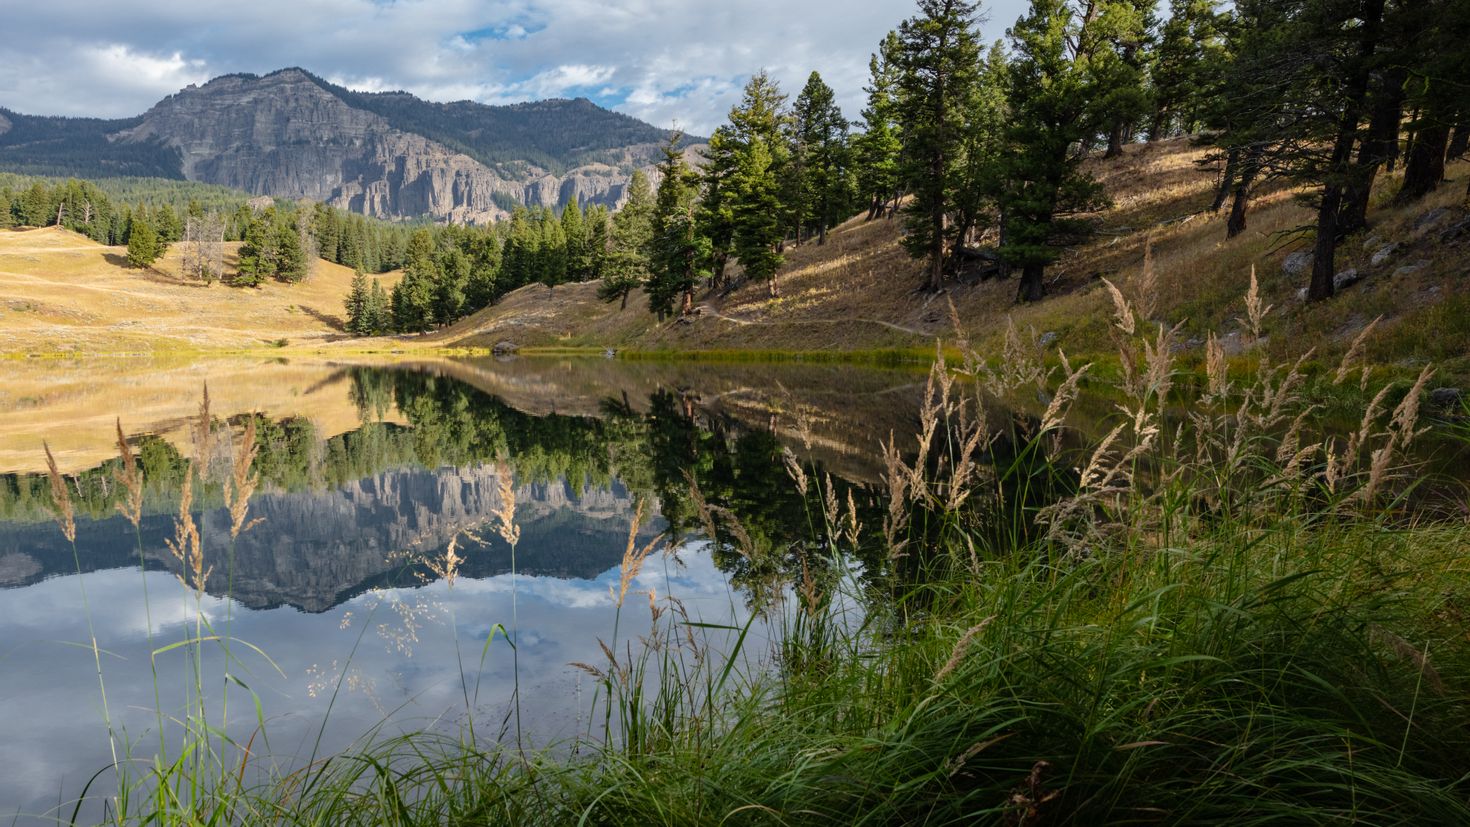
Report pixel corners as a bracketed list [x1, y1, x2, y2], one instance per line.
[0, 68, 692, 223]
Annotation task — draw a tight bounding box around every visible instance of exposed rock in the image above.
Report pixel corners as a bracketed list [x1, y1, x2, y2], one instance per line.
[1296, 287, 1309, 302]
[1393, 260, 1430, 278]
[1442, 216, 1470, 244]
[1283, 251, 1313, 277]
[1362, 234, 1383, 251]
[1429, 387, 1463, 410]
[492, 340, 519, 354]
[1038, 331, 1059, 347]
[1333, 269, 1362, 291]
[1414, 207, 1450, 232]
[110, 69, 668, 223]
[1370, 243, 1400, 267]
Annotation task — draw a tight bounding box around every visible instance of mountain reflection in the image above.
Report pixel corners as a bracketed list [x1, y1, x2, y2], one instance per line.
[0, 366, 887, 611]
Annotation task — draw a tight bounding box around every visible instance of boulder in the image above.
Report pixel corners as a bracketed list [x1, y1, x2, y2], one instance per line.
[1370, 243, 1400, 267]
[1429, 387, 1464, 410]
[1333, 269, 1362, 291]
[1282, 251, 1313, 277]
[492, 340, 519, 354]
[1414, 206, 1450, 232]
[1392, 260, 1430, 278]
[1039, 331, 1059, 347]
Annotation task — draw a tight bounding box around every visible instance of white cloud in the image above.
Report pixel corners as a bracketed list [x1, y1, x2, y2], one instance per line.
[0, 0, 1030, 136]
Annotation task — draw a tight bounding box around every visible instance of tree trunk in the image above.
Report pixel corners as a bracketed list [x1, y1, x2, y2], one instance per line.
[1340, 67, 1407, 235]
[681, 288, 693, 316]
[1226, 154, 1258, 238]
[1212, 147, 1239, 213]
[1395, 120, 1450, 203]
[619, 289, 628, 310]
[1105, 119, 1126, 159]
[768, 275, 780, 298]
[1017, 262, 1045, 303]
[1448, 124, 1470, 160]
[1310, 0, 1386, 302]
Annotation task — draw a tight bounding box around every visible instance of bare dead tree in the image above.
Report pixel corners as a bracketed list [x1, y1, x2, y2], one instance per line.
[183, 213, 226, 285]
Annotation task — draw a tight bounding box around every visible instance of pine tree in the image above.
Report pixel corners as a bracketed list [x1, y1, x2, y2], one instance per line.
[392, 229, 438, 332]
[647, 136, 711, 318]
[275, 218, 309, 283]
[435, 246, 470, 323]
[894, 0, 983, 291]
[791, 71, 852, 245]
[236, 209, 278, 287]
[853, 32, 905, 221]
[726, 71, 790, 296]
[697, 126, 741, 287]
[345, 269, 370, 335]
[1091, 0, 1158, 158]
[732, 139, 786, 295]
[155, 204, 182, 244]
[367, 279, 392, 334]
[125, 209, 161, 268]
[1001, 0, 1108, 302]
[561, 199, 589, 280]
[598, 170, 654, 308]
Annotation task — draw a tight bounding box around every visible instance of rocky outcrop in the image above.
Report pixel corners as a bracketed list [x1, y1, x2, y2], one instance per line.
[110, 70, 662, 224]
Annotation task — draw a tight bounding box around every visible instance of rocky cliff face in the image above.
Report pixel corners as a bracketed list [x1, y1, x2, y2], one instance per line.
[110, 70, 663, 224]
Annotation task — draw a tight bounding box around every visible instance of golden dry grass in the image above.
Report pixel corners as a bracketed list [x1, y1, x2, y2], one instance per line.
[0, 227, 402, 355]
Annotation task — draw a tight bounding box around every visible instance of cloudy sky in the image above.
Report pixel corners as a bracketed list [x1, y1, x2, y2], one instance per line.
[0, 0, 1030, 135]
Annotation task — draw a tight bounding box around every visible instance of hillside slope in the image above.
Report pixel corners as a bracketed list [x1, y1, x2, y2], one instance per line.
[0, 226, 399, 354]
[445, 138, 1470, 378]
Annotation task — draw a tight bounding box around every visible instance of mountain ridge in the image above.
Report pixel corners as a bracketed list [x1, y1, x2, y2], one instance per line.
[0, 68, 695, 223]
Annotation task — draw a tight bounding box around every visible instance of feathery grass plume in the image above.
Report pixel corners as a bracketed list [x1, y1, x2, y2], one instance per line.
[493, 461, 520, 546]
[1039, 351, 1090, 434]
[1133, 236, 1158, 323]
[782, 447, 809, 496]
[797, 555, 822, 617]
[225, 415, 261, 539]
[821, 473, 840, 533]
[1139, 321, 1182, 410]
[1335, 316, 1382, 386]
[616, 498, 660, 609]
[934, 617, 994, 683]
[1103, 278, 1136, 336]
[881, 432, 912, 559]
[1205, 333, 1228, 400]
[427, 534, 465, 588]
[1243, 266, 1271, 342]
[167, 464, 210, 595]
[945, 295, 970, 353]
[843, 489, 863, 551]
[43, 442, 76, 543]
[112, 419, 144, 528]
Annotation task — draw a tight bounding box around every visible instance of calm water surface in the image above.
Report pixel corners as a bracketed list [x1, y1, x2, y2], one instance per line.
[0, 357, 923, 822]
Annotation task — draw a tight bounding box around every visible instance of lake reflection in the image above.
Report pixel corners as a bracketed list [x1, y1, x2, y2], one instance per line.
[0, 358, 911, 822]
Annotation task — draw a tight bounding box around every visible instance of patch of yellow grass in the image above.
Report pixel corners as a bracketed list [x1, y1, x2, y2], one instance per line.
[0, 226, 402, 355]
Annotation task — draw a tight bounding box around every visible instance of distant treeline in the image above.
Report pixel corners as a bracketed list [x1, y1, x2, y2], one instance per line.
[0, 175, 427, 275]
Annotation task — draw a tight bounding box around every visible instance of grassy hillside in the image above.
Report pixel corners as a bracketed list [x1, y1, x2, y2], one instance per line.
[0, 226, 400, 355]
[446, 137, 1470, 379]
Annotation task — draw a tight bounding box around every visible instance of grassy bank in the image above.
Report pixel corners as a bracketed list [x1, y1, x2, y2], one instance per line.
[36, 280, 1470, 825]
